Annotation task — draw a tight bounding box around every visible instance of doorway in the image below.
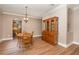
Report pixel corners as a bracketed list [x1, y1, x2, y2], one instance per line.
[12, 20, 22, 39]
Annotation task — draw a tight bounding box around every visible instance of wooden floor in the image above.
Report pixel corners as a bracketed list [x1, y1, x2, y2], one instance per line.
[0, 37, 79, 55]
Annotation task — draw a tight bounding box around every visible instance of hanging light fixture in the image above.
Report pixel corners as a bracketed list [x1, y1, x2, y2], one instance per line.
[24, 6, 29, 23]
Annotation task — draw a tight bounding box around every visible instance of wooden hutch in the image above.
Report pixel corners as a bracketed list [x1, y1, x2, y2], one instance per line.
[42, 16, 58, 45]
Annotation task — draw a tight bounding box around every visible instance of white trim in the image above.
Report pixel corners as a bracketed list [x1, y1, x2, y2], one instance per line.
[33, 35, 42, 37]
[66, 43, 73, 47]
[0, 37, 13, 43]
[0, 35, 42, 42]
[58, 42, 67, 48]
[73, 42, 79, 45]
[2, 37, 13, 40]
[2, 12, 41, 19]
[2, 12, 24, 17]
[58, 42, 72, 48]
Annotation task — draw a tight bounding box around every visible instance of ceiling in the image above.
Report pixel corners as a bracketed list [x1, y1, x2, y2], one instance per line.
[0, 4, 79, 19]
[0, 4, 58, 19]
[68, 4, 79, 9]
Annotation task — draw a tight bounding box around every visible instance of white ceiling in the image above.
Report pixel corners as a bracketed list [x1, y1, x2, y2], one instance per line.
[0, 4, 58, 19]
[68, 4, 79, 9]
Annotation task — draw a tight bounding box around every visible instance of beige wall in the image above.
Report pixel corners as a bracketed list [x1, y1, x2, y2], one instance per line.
[2, 14, 42, 39]
[67, 8, 73, 45]
[0, 10, 2, 39]
[42, 5, 68, 46]
[73, 8, 79, 43]
[42, 5, 79, 47]
[22, 18, 42, 37]
[2, 14, 22, 39]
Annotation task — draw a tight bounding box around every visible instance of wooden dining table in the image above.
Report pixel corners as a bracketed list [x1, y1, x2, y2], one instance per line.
[17, 32, 33, 48]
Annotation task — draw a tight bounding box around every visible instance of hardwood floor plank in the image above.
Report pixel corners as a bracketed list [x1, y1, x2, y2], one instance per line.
[0, 37, 79, 55]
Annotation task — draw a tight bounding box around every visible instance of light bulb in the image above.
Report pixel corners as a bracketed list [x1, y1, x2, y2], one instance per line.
[23, 17, 26, 20]
[26, 17, 29, 20]
[24, 17, 28, 20]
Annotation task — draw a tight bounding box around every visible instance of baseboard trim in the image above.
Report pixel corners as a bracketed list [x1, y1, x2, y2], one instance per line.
[58, 42, 67, 48]
[58, 42, 72, 48]
[0, 37, 13, 42]
[0, 35, 42, 42]
[66, 43, 73, 48]
[73, 42, 79, 45]
[33, 35, 42, 37]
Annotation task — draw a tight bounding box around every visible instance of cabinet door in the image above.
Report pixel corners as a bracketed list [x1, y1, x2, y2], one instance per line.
[49, 20, 52, 31]
[51, 20, 54, 31]
[42, 17, 58, 45]
[42, 35, 45, 40]
[46, 21, 49, 31]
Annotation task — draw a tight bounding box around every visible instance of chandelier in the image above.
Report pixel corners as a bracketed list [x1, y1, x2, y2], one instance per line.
[24, 6, 29, 23]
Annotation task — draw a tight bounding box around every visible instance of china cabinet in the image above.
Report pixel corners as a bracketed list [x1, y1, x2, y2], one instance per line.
[42, 16, 58, 45]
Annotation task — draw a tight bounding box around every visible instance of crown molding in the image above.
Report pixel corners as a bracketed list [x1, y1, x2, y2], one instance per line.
[2, 11, 41, 19]
[2, 12, 24, 17]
